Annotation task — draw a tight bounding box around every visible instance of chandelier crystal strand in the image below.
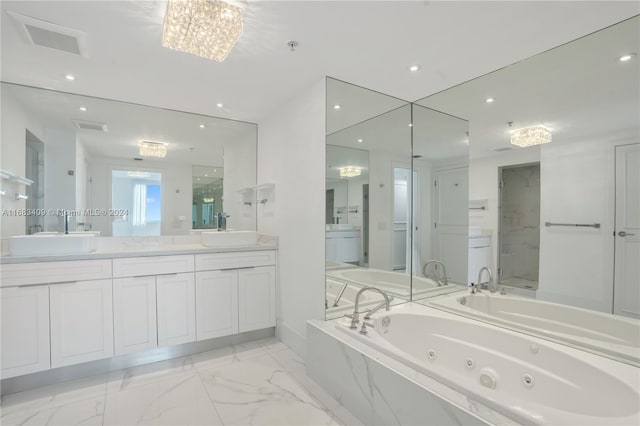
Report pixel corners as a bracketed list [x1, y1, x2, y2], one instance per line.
[162, 0, 244, 62]
[510, 126, 552, 148]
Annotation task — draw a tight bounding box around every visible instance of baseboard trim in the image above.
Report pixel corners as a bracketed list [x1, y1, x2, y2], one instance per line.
[275, 320, 306, 359]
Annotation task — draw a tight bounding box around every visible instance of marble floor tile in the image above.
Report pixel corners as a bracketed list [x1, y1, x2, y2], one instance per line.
[1, 338, 360, 426]
[103, 370, 221, 425]
[199, 353, 337, 425]
[0, 374, 108, 426]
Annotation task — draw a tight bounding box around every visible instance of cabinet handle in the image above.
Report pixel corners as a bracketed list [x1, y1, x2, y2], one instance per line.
[220, 266, 256, 271]
[17, 280, 76, 288]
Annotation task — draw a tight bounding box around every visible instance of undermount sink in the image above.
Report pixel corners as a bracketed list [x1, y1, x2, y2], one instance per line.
[201, 230, 258, 247]
[9, 233, 96, 256]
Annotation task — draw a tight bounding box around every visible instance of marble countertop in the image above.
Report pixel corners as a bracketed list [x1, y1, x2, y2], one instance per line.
[0, 235, 277, 264]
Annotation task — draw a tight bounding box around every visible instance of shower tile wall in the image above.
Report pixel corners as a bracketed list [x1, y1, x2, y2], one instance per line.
[500, 164, 540, 284]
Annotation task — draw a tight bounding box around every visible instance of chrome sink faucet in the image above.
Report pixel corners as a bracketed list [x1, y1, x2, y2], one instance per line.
[477, 267, 496, 293]
[349, 287, 391, 330]
[423, 260, 448, 286]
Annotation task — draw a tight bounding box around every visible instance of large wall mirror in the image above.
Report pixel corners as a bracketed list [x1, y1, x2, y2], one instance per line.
[416, 16, 639, 365]
[324, 78, 469, 320]
[0, 83, 257, 242]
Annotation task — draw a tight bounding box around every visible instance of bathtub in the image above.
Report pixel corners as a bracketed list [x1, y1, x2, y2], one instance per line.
[428, 292, 640, 366]
[327, 267, 459, 299]
[336, 305, 640, 425]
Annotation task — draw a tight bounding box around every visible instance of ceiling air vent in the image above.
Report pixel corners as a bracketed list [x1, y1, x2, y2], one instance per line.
[73, 120, 108, 132]
[8, 11, 88, 57]
[493, 147, 513, 152]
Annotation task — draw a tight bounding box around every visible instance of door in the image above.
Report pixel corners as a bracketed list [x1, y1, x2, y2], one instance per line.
[392, 168, 410, 271]
[614, 143, 640, 318]
[434, 167, 469, 285]
[195, 270, 239, 340]
[113, 276, 158, 355]
[1, 286, 50, 378]
[156, 272, 196, 346]
[326, 189, 334, 224]
[238, 266, 276, 332]
[50, 280, 114, 368]
[362, 184, 369, 265]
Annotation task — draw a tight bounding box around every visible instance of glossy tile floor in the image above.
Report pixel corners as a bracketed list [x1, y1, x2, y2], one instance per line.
[0, 338, 362, 425]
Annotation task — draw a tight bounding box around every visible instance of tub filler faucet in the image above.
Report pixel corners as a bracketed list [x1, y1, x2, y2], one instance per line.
[422, 260, 448, 286]
[349, 287, 391, 330]
[477, 267, 496, 293]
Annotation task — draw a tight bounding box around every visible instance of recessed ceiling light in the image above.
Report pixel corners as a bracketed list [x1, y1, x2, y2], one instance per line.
[79, 106, 87, 112]
[357, 138, 364, 143]
[65, 74, 75, 81]
[214, 169, 217, 172]
[408, 64, 421, 72]
[408, 123, 413, 127]
[485, 98, 494, 103]
[199, 124, 206, 128]
[204, 174, 208, 177]
[619, 53, 635, 62]
[216, 103, 223, 108]
[333, 104, 341, 110]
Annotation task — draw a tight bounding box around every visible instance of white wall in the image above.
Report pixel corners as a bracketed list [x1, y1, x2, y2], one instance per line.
[223, 129, 257, 231]
[257, 78, 326, 357]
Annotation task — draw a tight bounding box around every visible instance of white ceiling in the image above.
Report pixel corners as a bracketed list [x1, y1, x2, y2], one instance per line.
[1, 1, 638, 123]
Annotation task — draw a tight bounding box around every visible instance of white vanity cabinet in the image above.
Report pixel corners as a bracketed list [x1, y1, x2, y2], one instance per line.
[113, 276, 158, 355]
[50, 279, 114, 368]
[0, 259, 112, 377]
[195, 250, 276, 338]
[238, 266, 276, 332]
[112, 255, 196, 349]
[195, 270, 239, 340]
[0, 285, 50, 379]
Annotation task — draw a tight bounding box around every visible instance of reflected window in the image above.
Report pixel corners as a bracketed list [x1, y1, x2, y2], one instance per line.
[112, 170, 162, 236]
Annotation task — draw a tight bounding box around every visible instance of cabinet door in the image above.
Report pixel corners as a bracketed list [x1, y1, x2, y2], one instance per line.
[195, 270, 238, 340]
[1, 286, 50, 379]
[156, 273, 196, 347]
[50, 280, 114, 368]
[238, 266, 276, 332]
[113, 276, 157, 355]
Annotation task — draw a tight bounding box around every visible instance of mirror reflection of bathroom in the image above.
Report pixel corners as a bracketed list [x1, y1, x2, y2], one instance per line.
[192, 165, 223, 230]
[498, 162, 541, 290]
[24, 131, 45, 234]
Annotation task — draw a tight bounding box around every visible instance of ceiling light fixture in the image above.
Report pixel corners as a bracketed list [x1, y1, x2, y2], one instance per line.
[199, 124, 206, 128]
[216, 103, 224, 108]
[619, 53, 635, 62]
[485, 97, 494, 103]
[333, 104, 341, 110]
[162, 0, 245, 62]
[139, 141, 168, 157]
[510, 125, 552, 148]
[65, 74, 75, 81]
[339, 167, 361, 178]
[357, 138, 364, 143]
[79, 106, 87, 112]
[409, 64, 421, 72]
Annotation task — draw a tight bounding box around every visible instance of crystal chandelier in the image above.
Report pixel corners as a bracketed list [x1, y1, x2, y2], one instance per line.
[139, 141, 168, 158]
[510, 125, 552, 148]
[339, 167, 362, 178]
[162, 0, 245, 62]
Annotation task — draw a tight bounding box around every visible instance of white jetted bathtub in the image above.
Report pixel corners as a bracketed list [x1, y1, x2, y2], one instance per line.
[338, 305, 640, 425]
[428, 292, 640, 365]
[327, 267, 458, 299]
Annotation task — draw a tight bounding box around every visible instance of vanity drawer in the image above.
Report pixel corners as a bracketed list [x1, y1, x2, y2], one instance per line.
[195, 250, 276, 271]
[1, 259, 112, 287]
[113, 255, 194, 278]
